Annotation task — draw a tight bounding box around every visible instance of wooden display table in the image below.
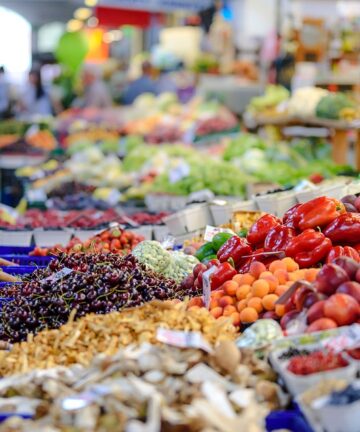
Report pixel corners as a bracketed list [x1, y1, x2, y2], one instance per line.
[245, 114, 360, 170]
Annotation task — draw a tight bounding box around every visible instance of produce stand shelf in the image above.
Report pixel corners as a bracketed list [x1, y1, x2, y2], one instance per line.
[246, 114, 360, 170]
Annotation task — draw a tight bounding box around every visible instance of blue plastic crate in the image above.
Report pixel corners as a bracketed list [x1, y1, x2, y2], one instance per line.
[266, 409, 313, 432]
[2, 266, 42, 275]
[0, 282, 20, 288]
[0, 246, 33, 255]
[0, 254, 53, 266]
[0, 413, 32, 422]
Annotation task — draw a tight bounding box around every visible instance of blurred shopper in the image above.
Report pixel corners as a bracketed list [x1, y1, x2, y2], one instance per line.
[122, 61, 157, 105]
[81, 64, 112, 108]
[0, 66, 10, 119]
[17, 69, 52, 118]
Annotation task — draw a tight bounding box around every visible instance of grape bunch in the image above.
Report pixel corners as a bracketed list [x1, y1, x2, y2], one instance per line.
[0, 253, 187, 343]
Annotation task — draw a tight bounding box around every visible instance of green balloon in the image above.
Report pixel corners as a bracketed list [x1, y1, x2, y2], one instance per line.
[56, 31, 89, 74]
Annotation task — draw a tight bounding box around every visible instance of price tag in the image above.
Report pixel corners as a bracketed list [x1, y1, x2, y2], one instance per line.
[41, 267, 73, 284]
[204, 225, 235, 242]
[25, 124, 39, 138]
[324, 324, 360, 353]
[107, 189, 121, 205]
[156, 328, 213, 353]
[202, 266, 216, 309]
[168, 161, 190, 184]
[26, 189, 47, 203]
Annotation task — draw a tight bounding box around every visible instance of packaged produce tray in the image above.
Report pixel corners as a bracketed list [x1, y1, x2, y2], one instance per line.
[0, 254, 53, 266]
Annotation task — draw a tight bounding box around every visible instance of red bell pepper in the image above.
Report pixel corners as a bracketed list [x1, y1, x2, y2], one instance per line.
[326, 246, 360, 264]
[293, 197, 345, 231]
[210, 262, 237, 290]
[285, 229, 332, 268]
[323, 213, 360, 245]
[217, 236, 252, 267]
[355, 244, 360, 253]
[264, 225, 296, 252]
[247, 214, 281, 247]
[283, 204, 301, 230]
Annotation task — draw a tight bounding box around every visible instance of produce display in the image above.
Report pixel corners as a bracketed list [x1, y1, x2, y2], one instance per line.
[0, 253, 187, 342]
[1, 85, 360, 432]
[0, 301, 236, 374]
[30, 227, 144, 256]
[0, 341, 278, 432]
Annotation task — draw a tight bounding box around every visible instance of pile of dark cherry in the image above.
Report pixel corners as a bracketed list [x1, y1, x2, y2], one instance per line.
[0, 253, 192, 343]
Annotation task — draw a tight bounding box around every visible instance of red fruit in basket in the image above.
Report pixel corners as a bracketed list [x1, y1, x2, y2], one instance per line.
[193, 263, 207, 278]
[324, 293, 360, 326]
[336, 281, 360, 303]
[293, 285, 315, 311]
[280, 310, 300, 330]
[316, 264, 349, 296]
[356, 268, 360, 283]
[306, 318, 338, 333]
[332, 256, 360, 279]
[355, 196, 360, 212]
[302, 292, 320, 309]
[307, 300, 325, 324]
[110, 239, 121, 250]
[284, 296, 296, 313]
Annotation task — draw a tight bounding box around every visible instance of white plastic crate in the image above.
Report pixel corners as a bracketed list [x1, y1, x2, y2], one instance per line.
[0, 230, 33, 247]
[33, 229, 74, 247]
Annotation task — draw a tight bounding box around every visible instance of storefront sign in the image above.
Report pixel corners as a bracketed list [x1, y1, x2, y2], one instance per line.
[102, 0, 212, 12]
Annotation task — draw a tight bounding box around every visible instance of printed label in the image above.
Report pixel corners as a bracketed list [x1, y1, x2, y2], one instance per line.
[156, 328, 213, 353]
[204, 225, 235, 242]
[202, 266, 216, 309]
[41, 267, 73, 284]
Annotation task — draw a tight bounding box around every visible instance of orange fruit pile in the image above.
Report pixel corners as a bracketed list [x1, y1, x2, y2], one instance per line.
[188, 258, 319, 327]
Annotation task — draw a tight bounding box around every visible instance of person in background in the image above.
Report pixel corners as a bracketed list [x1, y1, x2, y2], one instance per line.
[81, 64, 112, 108]
[0, 66, 10, 119]
[17, 69, 52, 118]
[122, 61, 157, 105]
[156, 68, 178, 95]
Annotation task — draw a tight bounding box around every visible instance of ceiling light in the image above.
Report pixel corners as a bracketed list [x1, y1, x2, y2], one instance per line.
[67, 19, 84, 32]
[85, 0, 98, 6]
[74, 7, 92, 20]
[87, 16, 99, 27]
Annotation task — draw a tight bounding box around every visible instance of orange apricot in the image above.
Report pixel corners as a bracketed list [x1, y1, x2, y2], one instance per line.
[223, 280, 239, 296]
[210, 307, 223, 319]
[240, 307, 259, 323]
[247, 297, 263, 313]
[223, 305, 238, 316]
[260, 274, 279, 293]
[236, 284, 251, 300]
[218, 296, 235, 308]
[269, 260, 287, 273]
[259, 271, 273, 279]
[188, 306, 201, 311]
[231, 312, 241, 326]
[273, 269, 289, 285]
[262, 294, 279, 311]
[249, 261, 267, 279]
[275, 285, 288, 297]
[211, 290, 225, 300]
[275, 304, 285, 317]
[251, 279, 270, 298]
[236, 299, 247, 312]
[233, 273, 255, 286]
[209, 298, 219, 310]
[305, 268, 319, 282]
[282, 257, 299, 272]
[188, 297, 204, 308]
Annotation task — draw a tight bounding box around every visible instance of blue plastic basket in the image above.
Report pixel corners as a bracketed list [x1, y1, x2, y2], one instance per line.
[266, 408, 313, 432]
[0, 282, 20, 288]
[2, 266, 42, 275]
[0, 254, 53, 266]
[0, 246, 33, 255]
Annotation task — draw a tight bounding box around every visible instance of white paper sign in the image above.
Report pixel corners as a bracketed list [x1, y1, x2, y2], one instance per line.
[156, 328, 213, 353]
[41, 268, 73, 284]
[204, 225, 235, 242]
[202, 266, 216, 309]
[168, 161, 190, 184]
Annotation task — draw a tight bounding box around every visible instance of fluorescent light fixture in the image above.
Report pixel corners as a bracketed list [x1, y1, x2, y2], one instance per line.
[85, 0, 98, 6]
